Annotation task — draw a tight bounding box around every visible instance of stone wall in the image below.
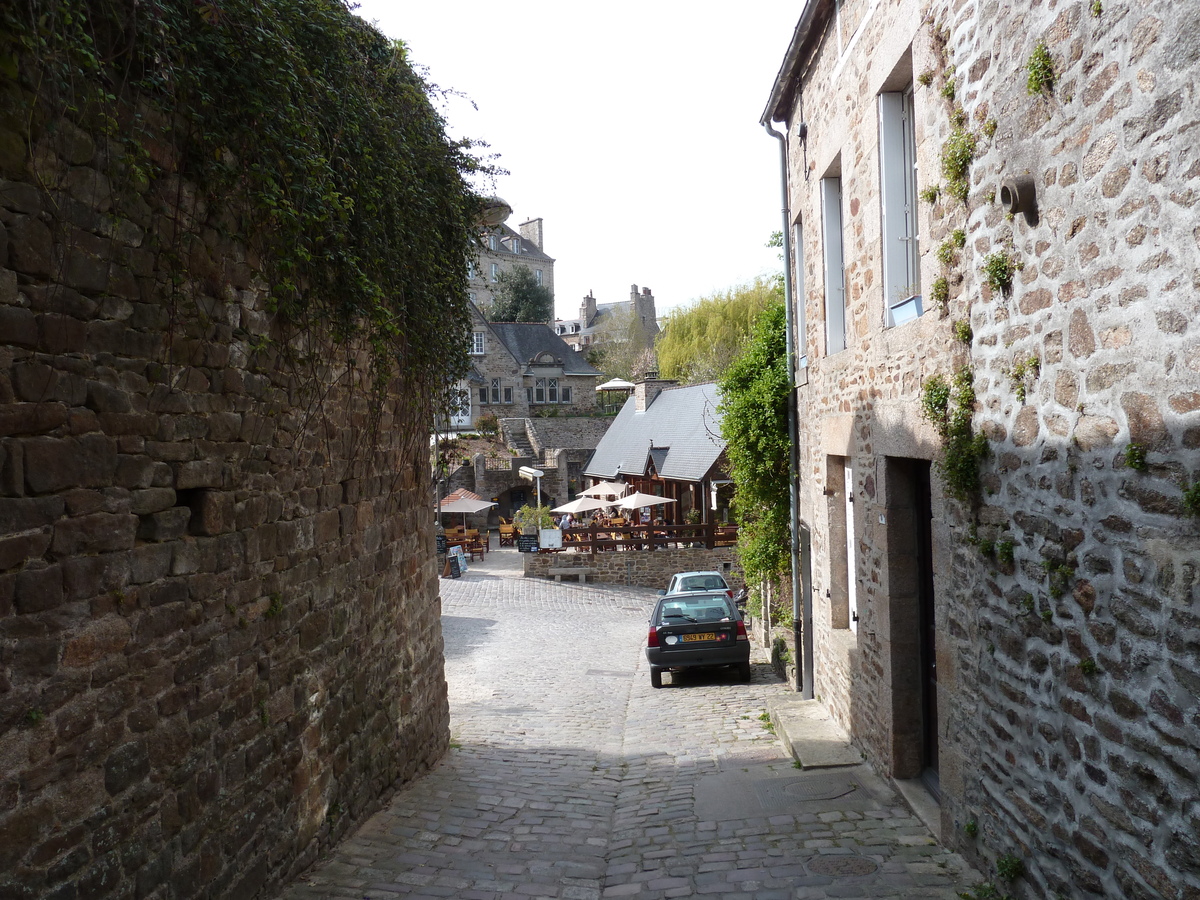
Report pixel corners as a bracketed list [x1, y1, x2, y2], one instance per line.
[523, 547, 740, 591]
[0, 111, 449, 897]
[777, 0, 1200, 895]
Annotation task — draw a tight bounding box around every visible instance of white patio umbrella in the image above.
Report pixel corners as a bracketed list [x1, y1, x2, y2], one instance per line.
[615, 491, 677, 511]
[580, 481, 628, 499]
[439, 495, 497, 529]
[552, 496, 610, 515]
[595, 378, 636, 391]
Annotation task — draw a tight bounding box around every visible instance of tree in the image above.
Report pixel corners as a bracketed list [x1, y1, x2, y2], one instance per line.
[486, 265, 554, 322]
[656, 277, 781, 384]
[717, 302, 791, 587]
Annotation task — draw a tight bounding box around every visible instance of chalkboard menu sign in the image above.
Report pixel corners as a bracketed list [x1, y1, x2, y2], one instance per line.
[446, 554, 462, 578]
[436, 534, 447, 554]
[516, 534, 539, 553]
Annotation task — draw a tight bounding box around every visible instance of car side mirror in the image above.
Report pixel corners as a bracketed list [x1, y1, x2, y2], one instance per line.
[656, 589, 666, 596]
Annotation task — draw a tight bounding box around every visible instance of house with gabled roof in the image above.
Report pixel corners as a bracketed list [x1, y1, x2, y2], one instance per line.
[584, 376, 730, 524]
[468, 215, 554, 319]
[448, 301, 602, 429]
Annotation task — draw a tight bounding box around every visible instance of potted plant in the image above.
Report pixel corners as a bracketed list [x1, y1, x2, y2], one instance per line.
[513, 504, 555, 535]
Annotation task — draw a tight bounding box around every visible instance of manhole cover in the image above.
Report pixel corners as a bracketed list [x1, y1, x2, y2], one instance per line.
[807, 855, 878, 877]
[784, 778, 858, 800]
[754, 776, 858, 806]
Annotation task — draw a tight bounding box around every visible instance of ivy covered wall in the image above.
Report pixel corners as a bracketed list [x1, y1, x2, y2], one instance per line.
[0, 1, 481, 897]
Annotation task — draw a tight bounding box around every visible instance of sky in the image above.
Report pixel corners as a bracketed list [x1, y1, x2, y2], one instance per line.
[350, 2, 800, 321]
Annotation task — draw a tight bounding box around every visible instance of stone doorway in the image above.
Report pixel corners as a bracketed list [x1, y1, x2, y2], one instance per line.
[883, 458, 938, 792]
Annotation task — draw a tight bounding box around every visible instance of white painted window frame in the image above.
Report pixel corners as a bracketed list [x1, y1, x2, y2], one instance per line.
[821, 176, 847, 354]
[879, 88, 922, 327]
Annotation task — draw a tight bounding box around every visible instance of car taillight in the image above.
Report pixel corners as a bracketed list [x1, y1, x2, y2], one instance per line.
[647, 627, 659, 648]
[726, 589, 733, 599]
[736, 620, 748, 641]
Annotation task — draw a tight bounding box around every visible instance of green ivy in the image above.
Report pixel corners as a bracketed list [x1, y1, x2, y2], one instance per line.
[930, 276, 950, 311]
[1184, 482, 1200, 517]
[719, 302, 792, 584]
[1124, 443, 1148, 472]
[921, 367, 988, 502]
[982, 250, 1022, 294]
[941, 127, 977, 201]
[3, 0, 488, 415]
[1026, 42, 1056, 95]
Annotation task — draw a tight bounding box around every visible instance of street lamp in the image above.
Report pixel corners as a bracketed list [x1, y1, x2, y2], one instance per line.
[518, 466, 544, 508]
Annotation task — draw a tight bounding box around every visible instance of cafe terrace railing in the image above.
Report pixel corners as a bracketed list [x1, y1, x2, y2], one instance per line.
[556, 522, 738, 553]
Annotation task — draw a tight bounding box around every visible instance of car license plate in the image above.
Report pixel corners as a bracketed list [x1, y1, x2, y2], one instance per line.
[682, 632, 716, 642]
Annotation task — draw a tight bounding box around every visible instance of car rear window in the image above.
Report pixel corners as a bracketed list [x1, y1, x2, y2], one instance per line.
[678, 575, 726, 592]
[657, 598, 735, 624]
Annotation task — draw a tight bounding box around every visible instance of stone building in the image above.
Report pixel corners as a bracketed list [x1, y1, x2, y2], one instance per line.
[764, 0, 1200, 896]
[449, 302, 603, 429]
[555, 284, 659, 351]
[467, 208, 554, 318]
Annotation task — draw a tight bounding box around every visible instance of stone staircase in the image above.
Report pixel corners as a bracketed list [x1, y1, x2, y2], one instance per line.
[499, 418, 535, 460]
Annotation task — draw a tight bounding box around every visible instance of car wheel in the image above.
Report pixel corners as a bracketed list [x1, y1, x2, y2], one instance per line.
[738, 662, 752, 683]
[650, 668, 663, 689]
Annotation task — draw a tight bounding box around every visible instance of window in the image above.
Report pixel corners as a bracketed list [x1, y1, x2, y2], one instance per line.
[548, 378, 558, 402]
[490, 263, 499, 282]
[490, 378, 500, 403]
[821, 174, 847, 354]
[471, 332, 485, 355]
[534, 378, 546, 403]
[504, 387, 513, 403]
[478, 386, 487, 403]
[562, 386, 572, 403]
[489, 234, 498, 251]
[880, 87, 922, 326]
[792, 219, 808, 367]
[467, 261, 475, 280]
[510, 238, 520, 254]
[526, 387, 533, 403]
[535, 269, 543, 285]
[468, 291, 476, 304]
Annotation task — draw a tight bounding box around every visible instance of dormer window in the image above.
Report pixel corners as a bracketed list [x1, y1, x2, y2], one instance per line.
[489, 235, 498, 251]
[510, 238, 520, 254]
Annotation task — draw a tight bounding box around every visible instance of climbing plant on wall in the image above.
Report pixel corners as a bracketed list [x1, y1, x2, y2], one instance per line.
[718, 302, 792, 586]
[0, 0, 488, 415]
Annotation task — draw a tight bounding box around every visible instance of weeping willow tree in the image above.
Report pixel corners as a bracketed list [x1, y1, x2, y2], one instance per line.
[656, 277, 781, 384]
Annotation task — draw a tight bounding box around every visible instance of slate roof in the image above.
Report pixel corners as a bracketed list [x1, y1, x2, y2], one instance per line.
[482, 223, 555, 263]
[526, 418, 613, 451]
[585, 383, 725, 483]
[488, 323, 602, 377]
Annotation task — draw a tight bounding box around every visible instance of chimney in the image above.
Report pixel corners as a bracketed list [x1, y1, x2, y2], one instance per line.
[634, 370, 677, 412]
[580, 290, 597, 327]
[519, 218, 544, 250]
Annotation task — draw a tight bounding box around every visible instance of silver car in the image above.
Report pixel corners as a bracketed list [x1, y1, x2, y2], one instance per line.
[658, 570, 733, 599]
[645, 591, 751, 688]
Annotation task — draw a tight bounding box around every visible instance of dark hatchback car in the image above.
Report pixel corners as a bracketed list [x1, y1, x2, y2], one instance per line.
[645, 591, 751, 688]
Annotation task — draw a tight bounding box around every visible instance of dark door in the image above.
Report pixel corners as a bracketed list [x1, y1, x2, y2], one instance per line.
[915, 462, 939, 797]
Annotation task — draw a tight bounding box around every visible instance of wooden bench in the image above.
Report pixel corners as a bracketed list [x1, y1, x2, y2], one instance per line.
[547, 567, 594, 584]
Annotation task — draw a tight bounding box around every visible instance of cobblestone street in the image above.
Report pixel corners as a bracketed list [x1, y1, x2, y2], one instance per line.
[277, 548, 978, 900]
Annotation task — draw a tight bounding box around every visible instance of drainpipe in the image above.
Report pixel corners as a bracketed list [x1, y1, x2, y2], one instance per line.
[762, 120, 814, 700]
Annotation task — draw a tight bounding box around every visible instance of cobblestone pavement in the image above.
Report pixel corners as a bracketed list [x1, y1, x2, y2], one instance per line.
[277, 547, 979, 900]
